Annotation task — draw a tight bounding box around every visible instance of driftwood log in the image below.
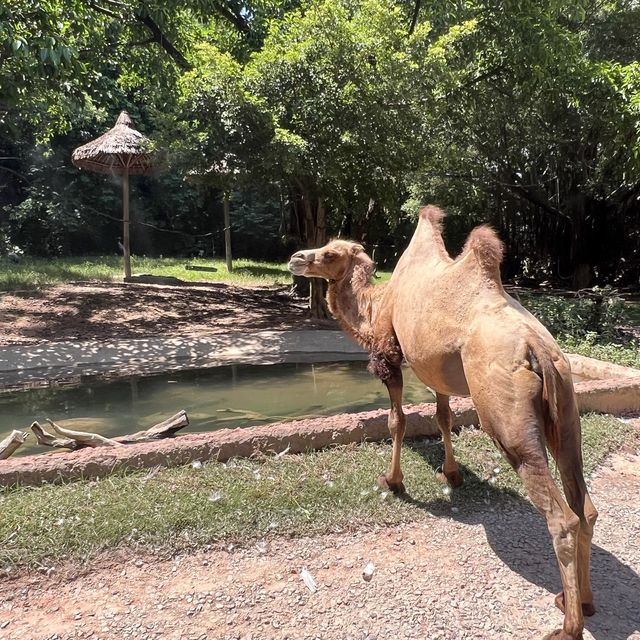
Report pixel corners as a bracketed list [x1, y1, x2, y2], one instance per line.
[0, 411, 189, 459]
[0, 430, 29, 460]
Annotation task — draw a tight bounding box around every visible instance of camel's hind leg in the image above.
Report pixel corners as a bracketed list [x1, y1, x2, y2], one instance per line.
[547, 404, 598, 618]
[434, 393, 463, 487]
[511, 450, 584, 640]
[378, 366, 406, 495]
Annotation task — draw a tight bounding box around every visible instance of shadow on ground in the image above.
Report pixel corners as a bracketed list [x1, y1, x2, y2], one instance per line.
[0, 281, 315, 346]
[404, 440, 640, 640]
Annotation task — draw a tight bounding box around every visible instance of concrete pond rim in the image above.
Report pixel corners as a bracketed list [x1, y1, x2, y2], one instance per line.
[0, 330, 639, 487]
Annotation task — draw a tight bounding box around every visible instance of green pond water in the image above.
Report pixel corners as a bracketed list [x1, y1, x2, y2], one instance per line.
[0, 361, 436, 457]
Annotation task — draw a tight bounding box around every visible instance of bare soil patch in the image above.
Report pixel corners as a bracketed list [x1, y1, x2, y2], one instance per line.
[1, 448, 639, 640]
[0, 282, 324, 347]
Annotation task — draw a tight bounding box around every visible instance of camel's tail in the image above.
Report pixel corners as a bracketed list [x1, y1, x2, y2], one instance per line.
[461, 225, 505, 283]
[527, 335, 567, 449]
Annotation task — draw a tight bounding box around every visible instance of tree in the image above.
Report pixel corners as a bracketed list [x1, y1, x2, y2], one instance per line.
[407, 0, 640, 287]
[177, 0, 434, 315]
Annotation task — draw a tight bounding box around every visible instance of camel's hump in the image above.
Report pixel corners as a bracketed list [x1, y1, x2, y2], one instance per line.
[419, 205, 446, 230]
[461, 224, 505, 281]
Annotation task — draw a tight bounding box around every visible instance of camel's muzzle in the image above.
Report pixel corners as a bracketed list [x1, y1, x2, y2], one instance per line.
[288, 250, 315, 276]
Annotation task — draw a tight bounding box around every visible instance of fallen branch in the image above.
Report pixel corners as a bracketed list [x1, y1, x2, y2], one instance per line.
[118, 410, 189, 443]
[31, 422, 81, 451]
[29, 411, 189, 452]
[0, 430, 29, 460]
[47, 419, 124, 447]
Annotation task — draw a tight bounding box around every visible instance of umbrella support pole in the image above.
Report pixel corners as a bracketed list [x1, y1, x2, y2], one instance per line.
[123, 170, 132, 279]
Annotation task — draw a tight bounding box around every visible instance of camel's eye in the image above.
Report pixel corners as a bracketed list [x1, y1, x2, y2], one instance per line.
[323, 251, 337, 262]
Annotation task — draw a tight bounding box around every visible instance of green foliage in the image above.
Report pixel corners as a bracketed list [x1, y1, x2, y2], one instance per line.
[406, 0, 640, 286]
[519, 288, 628, 342]
[177, 0, 435, 227]
[2, 0, 640, 284]
[559, 335, 640, 369]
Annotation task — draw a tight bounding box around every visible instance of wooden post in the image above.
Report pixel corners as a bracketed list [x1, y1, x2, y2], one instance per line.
[223, 191, 233, 272]
[123, 169, 132, 279]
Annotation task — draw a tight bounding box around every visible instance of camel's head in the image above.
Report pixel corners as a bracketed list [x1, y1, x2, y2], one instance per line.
[288, 240, 374, 282]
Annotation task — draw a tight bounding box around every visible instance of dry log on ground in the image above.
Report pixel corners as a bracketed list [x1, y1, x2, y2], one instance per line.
[31, 421, 80, 450]
[47, 419, 124, 447]
[28, 411, 189, 453]
[0, 430, 29, 460]
[118, 410, 189, 443]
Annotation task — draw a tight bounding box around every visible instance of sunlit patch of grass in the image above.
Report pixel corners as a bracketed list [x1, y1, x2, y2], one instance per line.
[0, 256, 292, 290]
[0, 413, 632, 570]
[559, 335, 640, 369]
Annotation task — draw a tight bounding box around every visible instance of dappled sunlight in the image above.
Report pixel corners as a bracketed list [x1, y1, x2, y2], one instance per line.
[0, 330, 366, 390]
[0, 280, 314, 347]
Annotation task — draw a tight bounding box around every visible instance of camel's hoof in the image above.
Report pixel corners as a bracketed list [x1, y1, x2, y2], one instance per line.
[435, 466, 464, 488]
[377, 475, 405, 495]
[542, 630, 582, 640]
[555, 592, 596, 617]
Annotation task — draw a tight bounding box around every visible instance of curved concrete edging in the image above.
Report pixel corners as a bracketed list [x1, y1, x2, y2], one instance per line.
[0, 330, 367, 391]
[0, 332, 639, 487]
[0, 399, 476, 487]
[1, 374, 639, 488]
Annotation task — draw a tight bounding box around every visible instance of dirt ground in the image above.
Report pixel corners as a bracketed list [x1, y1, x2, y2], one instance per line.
[1, 448, 639, 640]
[1, 281, 640, 639]
[0, 282, 324, 347]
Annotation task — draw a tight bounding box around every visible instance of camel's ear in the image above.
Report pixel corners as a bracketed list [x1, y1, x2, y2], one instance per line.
[351, 245, 375, 282]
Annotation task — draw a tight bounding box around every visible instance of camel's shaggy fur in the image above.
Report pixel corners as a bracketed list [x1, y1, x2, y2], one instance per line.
[289, 206, 597, 640]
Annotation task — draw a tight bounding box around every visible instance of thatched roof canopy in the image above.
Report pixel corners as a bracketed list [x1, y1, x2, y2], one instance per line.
[72, 111, 155, 176]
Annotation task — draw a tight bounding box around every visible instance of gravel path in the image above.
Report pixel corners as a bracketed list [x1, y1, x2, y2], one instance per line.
[1, 447, 639, 640]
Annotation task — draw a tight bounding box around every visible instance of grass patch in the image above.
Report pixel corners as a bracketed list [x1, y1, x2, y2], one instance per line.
[559, 335, 640, 369]
[0, 413, 632, 570]
[517, 290, 639, 368]
[0, 256, 294, 290]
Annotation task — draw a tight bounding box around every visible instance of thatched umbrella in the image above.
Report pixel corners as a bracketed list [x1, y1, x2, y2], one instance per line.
[72, 111, 156, 279]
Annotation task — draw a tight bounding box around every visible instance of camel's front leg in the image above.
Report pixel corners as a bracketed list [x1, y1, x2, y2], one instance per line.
[378, 367, 406, 495]
[434, 393, 463, 487]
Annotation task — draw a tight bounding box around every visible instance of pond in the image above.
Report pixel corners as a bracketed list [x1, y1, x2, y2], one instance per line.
[0, 361, 436, 457]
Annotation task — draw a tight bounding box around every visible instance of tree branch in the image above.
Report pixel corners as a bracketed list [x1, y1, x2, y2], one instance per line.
[135, 10, 192, 71]
[87, 1, 119, 19]
[0, 165, 30, 183]
[408, 0, 421, 36]
[213, 1, 250, 34]
[502, 180, 572, 222]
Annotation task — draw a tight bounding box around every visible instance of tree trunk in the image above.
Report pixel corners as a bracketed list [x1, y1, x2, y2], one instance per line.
[567, 193, 593, 289]
[223, 191, 233, 272]
[302, 193, 330, 319]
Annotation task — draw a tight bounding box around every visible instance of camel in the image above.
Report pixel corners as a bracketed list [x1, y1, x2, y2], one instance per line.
[288, 206, 598, 640]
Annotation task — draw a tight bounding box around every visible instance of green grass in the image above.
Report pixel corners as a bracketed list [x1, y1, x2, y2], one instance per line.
[516, 290, 640, 369]
[559, 335, 640, 369]
[0, 413, 633, 570]
[0, 256, 293, 290]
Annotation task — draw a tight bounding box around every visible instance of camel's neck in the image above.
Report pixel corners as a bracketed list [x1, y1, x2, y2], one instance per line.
[327, 263, 379, 353]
